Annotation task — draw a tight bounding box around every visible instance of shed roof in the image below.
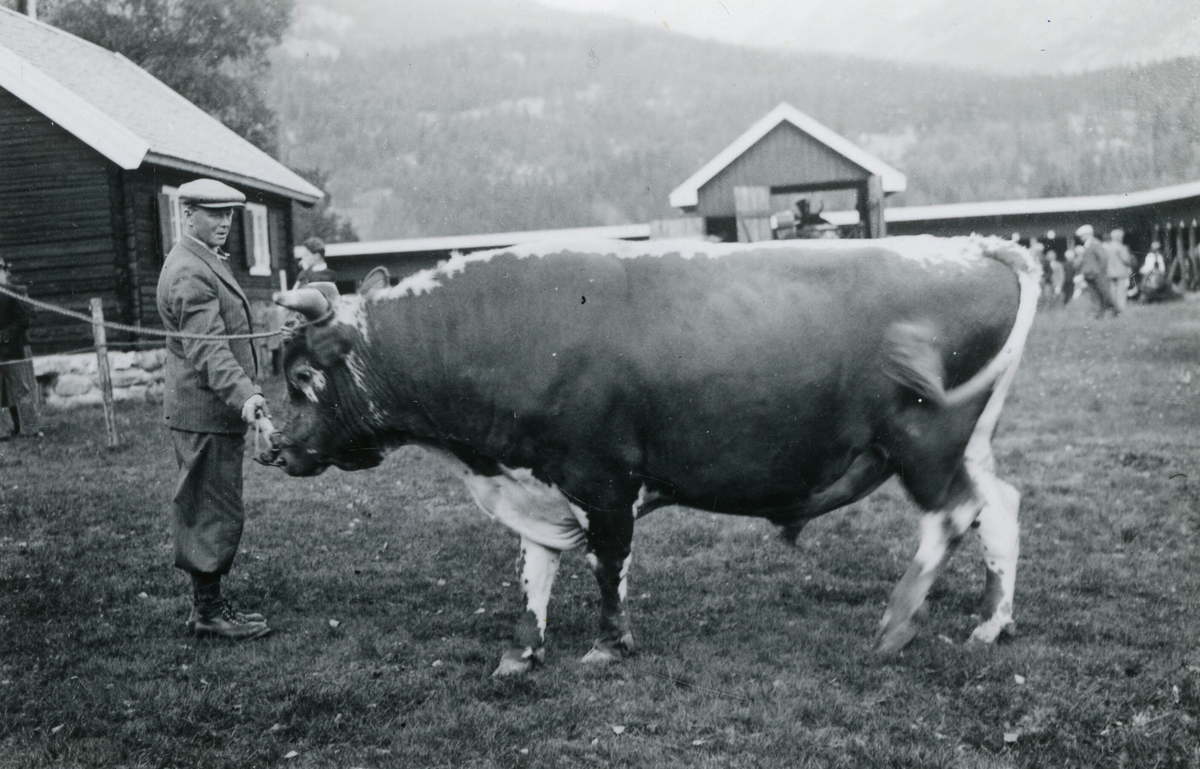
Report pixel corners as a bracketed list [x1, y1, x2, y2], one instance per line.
[669, 102, 906, 209]
[820, 179, 1200, 226]
[0, 7, 322, 204]
[321, 223, 652, 259]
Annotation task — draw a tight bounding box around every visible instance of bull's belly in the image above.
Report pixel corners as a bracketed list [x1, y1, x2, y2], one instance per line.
[424, 447, 589, 551]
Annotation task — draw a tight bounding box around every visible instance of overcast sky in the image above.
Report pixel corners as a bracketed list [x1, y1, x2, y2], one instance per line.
[535, 0, 1200, 75]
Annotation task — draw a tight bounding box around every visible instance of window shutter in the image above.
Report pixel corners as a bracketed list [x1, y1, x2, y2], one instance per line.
[156, 192, 176, 257]
[242, 207, 257, 271]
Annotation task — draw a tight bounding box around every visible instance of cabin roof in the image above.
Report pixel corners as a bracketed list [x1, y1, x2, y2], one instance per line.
[0, 7, 322, 203]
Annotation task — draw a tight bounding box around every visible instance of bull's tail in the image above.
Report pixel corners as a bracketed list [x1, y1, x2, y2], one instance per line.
[882, 236, 1041, 414]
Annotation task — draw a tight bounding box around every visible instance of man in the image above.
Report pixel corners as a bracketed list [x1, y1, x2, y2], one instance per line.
[294, 236, 336, 287]
[156, 178, 273, 640]
[0, 256, 38, 439]
[1076, 224, 1119, 318]
[1106, 227, 1134, 312]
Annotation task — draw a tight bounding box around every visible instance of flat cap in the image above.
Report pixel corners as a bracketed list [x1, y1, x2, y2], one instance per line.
[178, 178, 246, 208]
[1075, 224, 1094, 239]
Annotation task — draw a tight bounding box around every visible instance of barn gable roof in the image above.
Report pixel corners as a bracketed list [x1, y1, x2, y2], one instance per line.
[669, 102, 907, 209]
[0, 7, 322, 204]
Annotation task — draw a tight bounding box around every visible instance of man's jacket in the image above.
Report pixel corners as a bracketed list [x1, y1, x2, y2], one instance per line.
[0, 285, 31, 361]
[156, 237, 260, 434]
[1079, 239, 1108, 280]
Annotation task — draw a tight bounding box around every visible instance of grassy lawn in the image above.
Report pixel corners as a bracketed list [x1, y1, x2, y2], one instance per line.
[3, 294, 1200, 768]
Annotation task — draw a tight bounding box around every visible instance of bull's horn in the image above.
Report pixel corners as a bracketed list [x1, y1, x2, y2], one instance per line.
[274, 287, 330, 321]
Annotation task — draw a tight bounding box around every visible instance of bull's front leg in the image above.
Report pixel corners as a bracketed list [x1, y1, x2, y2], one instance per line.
[493, 536, 561, 677]
[580, 509, 636, 664]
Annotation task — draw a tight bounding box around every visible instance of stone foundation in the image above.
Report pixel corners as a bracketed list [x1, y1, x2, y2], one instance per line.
[33, 349, 166, 409]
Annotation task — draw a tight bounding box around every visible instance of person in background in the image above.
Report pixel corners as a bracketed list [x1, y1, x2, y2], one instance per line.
[156, 179, 273, 641]
[1076, 224, 1119, 318]
[1048, 249, 1065, 300]
[1061, 246, 1078, 305]
[0, 256, 38, 440]
[1106, 228, 1134, 313]
[1031, 241, 1053, 303]
[294, 237, 336, 288]
[1139, 240, 1170, 302]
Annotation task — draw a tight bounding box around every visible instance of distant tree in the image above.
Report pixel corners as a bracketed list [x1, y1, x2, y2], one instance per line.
[292, 168, 359, 245]
[40, 0, 294, 155]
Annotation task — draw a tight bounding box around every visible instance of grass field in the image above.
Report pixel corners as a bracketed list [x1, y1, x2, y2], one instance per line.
[3, 294, 1200, 768]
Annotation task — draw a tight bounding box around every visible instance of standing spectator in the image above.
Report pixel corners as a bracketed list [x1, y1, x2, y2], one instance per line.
[0, 256, 38, 439]
[294, 237, 336, 288]
[1076, 225, 1119, 318]
[1061, 245, 1078, 305]
[1031, 241, 1054, 303]
[1049, 249, 1065, 299]
[1106, 228, 1134, 313]
[156, 179, 273, 641]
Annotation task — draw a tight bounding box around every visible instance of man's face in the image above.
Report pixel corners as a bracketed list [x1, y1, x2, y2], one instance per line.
[186, 207, 234, 249]
[296, 247, 317, 271]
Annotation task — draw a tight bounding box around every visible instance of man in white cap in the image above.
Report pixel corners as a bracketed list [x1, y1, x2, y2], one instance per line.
[156, 178, 272, 640]
[1075, 224, 1119, 318]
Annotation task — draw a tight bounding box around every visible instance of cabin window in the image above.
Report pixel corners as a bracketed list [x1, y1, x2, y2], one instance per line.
[156, 186, 184, 254]
[244, 203, 272, 276]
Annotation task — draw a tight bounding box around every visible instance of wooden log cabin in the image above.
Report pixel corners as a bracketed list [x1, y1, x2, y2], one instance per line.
[0, 7, 322, 354]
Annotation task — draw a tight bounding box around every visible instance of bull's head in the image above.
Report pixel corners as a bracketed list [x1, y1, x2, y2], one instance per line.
[258, 269, 392, 476]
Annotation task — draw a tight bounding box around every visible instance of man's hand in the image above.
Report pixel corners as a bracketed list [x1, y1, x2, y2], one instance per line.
[241, 393, 269, 425]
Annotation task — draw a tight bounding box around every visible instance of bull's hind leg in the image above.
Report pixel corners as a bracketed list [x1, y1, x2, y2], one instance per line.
[965, 457, 1020, 644]
[580, 510, 636, 665]
[493, 536, 561, 677]
[876, 466, 983, 654]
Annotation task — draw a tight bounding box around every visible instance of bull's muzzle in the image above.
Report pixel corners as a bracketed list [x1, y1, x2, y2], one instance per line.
[254, 430, 288, 468]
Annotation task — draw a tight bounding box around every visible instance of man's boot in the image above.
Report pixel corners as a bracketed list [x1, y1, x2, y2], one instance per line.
[189, 572, 270, 641]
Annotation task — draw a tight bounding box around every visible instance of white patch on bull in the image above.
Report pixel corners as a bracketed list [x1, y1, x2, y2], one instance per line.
[422, 448, 587, 552]
[617, 553, 632, 602]
[344, 350, 369, 393]
[631, 484, 665, 518]
[333, 293, 370, 343]
[296, 368, 325, 403]
[374, 236, 1021, 303]
[518, 536, 561, 639]
[365, 399, 387, 429]
[569, 501, 590, 531]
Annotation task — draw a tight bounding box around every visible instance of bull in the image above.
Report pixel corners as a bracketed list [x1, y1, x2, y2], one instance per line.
[260, 235, 1040, 676]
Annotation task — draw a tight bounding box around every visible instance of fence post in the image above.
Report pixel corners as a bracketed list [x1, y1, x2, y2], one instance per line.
[90, 298, 119, 447]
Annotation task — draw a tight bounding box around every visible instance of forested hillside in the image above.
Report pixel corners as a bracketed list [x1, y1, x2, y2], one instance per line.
[267, 27, 1200, 240]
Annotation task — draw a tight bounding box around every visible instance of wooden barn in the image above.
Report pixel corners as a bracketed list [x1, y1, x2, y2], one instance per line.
[0, 8, 323, 354]
[667, 102, 907, 241]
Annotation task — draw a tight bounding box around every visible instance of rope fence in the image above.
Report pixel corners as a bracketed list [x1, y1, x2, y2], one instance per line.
[0, 282, 303, 449]
[0, 282, 283, 341]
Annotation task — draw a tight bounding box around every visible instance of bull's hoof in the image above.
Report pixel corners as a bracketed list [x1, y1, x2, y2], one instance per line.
[875, 618, 919, 656]
[966, 619, 1017, 646]
[492, 646, 543, 677]
[580, 634, 635, 665]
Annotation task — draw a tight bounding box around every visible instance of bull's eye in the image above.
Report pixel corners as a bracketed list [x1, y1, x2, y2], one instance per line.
[295, 370, 312, 385]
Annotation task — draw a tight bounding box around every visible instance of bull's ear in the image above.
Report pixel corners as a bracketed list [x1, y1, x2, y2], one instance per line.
[359, 267, 390, 295]
[306, 323, 357, 368]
